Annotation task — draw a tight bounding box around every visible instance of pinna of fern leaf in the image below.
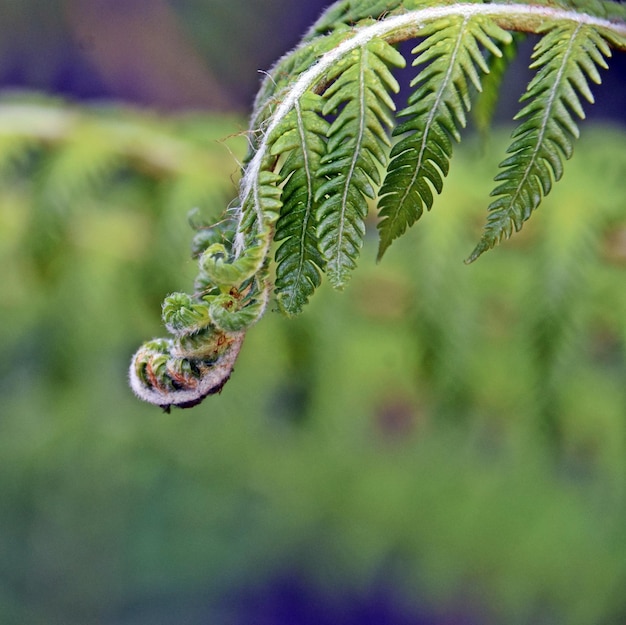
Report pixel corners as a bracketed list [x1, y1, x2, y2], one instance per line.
[270, 92, 329, 315]
[376, 16, 512, 260]
[315, 36, 405, 288]
[467, 23, 611, 262]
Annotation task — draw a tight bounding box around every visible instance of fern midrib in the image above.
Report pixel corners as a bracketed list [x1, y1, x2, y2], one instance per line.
[502, 23, 582, 217]
[284, 99, 316, 310]
[389, 16, 470, 228]
[332, 45, 369, 278]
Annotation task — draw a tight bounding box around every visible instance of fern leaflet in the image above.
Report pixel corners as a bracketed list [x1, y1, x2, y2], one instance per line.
[467, 23, 611, 262]
[304, 0, 404, 39]
[377, 16, 512, 260]
[316, 36, 405, 287]
[270, 92, 329, 315]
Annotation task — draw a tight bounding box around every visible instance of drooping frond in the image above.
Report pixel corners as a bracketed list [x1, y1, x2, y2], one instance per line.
[270, 92, 329, 315]
[127, 0, 626, 408]
[467, 23, 612, 262]
[377, 16, 512, 260]
[316, 36, 405, 287]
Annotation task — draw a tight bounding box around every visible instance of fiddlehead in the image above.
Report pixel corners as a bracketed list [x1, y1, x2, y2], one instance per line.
[130, 0, 626, 409]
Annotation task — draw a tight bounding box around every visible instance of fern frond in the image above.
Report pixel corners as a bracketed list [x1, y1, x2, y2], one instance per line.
[377, 16, 512, 260]
[132, 223, 273, 410]
[270, 92, 329, 315]
[467, 23, 611, 262]
[128, 0, 626, 408]
[317, 36, 405, 287]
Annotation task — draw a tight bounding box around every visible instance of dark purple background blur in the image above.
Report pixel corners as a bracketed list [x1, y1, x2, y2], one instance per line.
[0, 0, 624, 123]
[0, 0, 327, 111]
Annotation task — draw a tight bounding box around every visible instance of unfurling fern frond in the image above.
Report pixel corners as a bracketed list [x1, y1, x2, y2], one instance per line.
[377, 16, 512, 260]
[467, 23, 612, 262]
[131, 0, 626, 408]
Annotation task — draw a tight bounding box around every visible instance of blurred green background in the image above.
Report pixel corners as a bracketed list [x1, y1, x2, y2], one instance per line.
[0, 2, 625, 625]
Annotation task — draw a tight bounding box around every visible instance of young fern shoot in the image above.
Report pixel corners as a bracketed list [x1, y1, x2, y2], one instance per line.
[130, 0, 626, 410]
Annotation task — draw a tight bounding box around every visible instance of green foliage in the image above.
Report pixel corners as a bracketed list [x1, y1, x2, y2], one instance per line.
[472, 32, 525, 135]
[1, 111, 626, 623]
[0, 94, 245, 218]
[124, 0, 626, 406]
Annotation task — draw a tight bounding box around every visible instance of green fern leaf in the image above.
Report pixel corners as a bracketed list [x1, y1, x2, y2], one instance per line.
[270, 92, 329, 315]
[468, 23, 611, 262]
[377, 16, 512, 260]
[316, 36, 405, 288]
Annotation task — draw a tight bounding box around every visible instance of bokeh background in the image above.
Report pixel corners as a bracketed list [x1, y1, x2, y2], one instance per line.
[0, 2, 625, 625]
